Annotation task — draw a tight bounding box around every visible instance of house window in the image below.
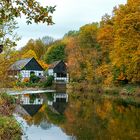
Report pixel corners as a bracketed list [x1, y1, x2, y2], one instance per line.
[57, 73, 67, 77]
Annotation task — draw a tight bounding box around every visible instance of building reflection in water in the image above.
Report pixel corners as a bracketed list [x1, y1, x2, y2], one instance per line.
[15, 92, 68, 117]
[47, 93, 68, 114]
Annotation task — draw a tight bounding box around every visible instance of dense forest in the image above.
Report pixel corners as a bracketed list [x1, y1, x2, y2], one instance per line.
[0, 0, 139, 88]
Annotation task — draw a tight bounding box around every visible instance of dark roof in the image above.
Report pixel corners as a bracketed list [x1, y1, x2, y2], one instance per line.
[48, 60, 62, 69]
[9, 58, 32, 70]
[21, 105, 42, 117]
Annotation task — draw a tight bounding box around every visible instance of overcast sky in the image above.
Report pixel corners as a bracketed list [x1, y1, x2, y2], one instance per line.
[15, 0, 127, 49]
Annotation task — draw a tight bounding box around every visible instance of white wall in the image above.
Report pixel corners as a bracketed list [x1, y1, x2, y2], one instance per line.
[47, 69, 69, 83]
[20, 70, 43, 78]
[48, 69, 54, 76]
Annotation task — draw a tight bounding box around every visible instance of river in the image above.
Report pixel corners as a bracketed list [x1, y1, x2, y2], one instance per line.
[14, 91, 140, 140]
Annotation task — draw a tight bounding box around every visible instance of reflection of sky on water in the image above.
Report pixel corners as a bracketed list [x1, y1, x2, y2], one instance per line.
[14, 114, 70, 140]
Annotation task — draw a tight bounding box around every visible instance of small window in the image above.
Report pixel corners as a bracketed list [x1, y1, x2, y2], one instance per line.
[57, 73, 67, 77]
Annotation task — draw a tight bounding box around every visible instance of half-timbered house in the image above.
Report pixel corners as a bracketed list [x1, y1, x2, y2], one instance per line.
[47, 60, 69, 83]
[9, 57, 44, 79]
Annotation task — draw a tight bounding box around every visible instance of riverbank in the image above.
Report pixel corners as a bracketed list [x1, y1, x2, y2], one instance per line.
[0, 93, 22, 140]
[67, 83, 140, 105]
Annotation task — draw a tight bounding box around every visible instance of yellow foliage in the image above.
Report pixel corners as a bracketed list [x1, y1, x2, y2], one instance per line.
[38, 60, 48, 70]
[21, 49, 38, 59]
[117, 72, 126, 81]
[96, 100, 112, 120]
[39, 104, 46, 112]
[96, 64, 113, 86]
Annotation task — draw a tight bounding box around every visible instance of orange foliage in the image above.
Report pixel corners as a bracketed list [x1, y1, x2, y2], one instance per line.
[23, 78, 30, 83]
[38, 60, 48, 70]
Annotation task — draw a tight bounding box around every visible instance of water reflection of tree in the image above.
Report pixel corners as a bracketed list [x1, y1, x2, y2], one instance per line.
[22, 104, 52, 129]
[22, 103, 66, 130]
[62, 92, 140, 140]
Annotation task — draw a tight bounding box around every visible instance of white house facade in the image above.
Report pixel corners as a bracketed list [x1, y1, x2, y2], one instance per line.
[9, 57, 44, 79]
[47, 60, 69, 83]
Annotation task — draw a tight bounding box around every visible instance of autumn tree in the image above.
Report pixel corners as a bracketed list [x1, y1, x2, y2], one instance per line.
[78, 23, 100, 84]
[65, 23, 100, 86]
[21, 39, 46, 60]
[110, 0, 140, 83]
[0, 0, 55, 87]
[0, 0, 55, 50]
[65, 37, 84, 82]
[0, 0, 55, 25]
[96, 14, 114, 85]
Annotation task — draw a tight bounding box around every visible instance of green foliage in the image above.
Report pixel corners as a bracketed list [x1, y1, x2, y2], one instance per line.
[0, 93, 15, 104]
[16, 81, 44, 88]
[124, 85, 136, 95]
[46, 106, 66, 124]
[46, 93, 54, 101]
[79, 22, 99, 48]
[44, 41, 66, 64]
[0, 93, 22, 139]
[104, 89, 119, 96]
[30, 73, 40, 83]
[43, 76, 54, 87]
[115, 97, 140, 107]
[16, 75, 54, 88]
[64, 30, 79, 38]
[17, 73, 23, 82]
[29, 94, 36, 103]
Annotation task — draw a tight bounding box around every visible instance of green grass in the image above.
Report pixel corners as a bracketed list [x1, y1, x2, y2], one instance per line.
[115, 97, 140, 107]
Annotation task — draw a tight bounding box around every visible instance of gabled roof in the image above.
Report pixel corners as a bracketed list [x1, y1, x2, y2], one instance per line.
[10, 58, 33, 70]
[48, 60, 62, 69]
[21, 105, 42, 117]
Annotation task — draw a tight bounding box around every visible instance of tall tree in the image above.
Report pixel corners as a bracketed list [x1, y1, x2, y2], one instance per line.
[44, 41, 66, 64]
[0, 0, 55, 87]
[42, 36, 55, 45]
[21, 39, 46, 60]
[78, 23, 100, 84]
[96, 14, 114, 85]
[110, 0, 140, 83]
[0, 0, 55, 25]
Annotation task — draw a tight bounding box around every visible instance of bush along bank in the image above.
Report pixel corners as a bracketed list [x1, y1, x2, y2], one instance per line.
[16, 75, 54, 89]
[0, 93, 22, 140]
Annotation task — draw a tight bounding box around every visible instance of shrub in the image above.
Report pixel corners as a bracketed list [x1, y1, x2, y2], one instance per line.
[30, 74, 40, 83]
[0, 93, 16, 116]
[0, 93, 15, 114]
[0, 116, 21, 140]
[43, 76, 54, 87]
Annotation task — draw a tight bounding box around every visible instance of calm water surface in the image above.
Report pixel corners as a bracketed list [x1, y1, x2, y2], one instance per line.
[14, 92, 140, 140]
